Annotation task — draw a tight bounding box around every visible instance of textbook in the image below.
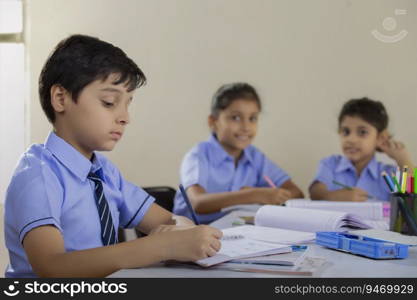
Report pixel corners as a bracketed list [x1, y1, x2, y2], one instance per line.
[254, 205, 387, 233]
[195, 227, 292, 267]
[285, 199, 389, 221]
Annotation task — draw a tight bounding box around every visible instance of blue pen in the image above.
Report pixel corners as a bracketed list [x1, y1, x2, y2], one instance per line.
[291, 245, 307, 252]
[179, 184, 200, 225]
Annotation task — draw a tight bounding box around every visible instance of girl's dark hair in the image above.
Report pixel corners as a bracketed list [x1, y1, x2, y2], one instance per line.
[338, 97, 388, 132]
[39, 34, 146, 123]
[211, 82, 261, 117]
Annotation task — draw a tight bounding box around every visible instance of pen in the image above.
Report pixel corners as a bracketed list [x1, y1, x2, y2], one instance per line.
[381, 171, 395, 193]
[401, 166, 408, 194]
[407, 176, 412, 194]
[179, 184, 200, 225]
[397, 167, 402, 190]
[263, 175, 277, 188]
[332, 180, 374, 199]
[291, 245, 307, 251]
[332, 180, 352, 190]
[391, 172, 401, 193]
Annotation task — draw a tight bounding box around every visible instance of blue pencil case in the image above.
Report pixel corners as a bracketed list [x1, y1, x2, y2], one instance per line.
[315, 232, 408, 259]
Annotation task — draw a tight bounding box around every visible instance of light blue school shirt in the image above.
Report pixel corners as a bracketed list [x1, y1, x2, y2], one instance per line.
[4, 132, 154, 278]
[173, 134, 291, 224]
[311, 154, 396, 201]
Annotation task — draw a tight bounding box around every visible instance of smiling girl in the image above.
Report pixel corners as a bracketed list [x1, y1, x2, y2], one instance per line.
[173, 83, 304, 223]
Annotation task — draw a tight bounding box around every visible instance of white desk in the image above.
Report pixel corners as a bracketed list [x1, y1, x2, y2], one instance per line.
[109, 210, 417, 278]
[109, 243, 417, 278]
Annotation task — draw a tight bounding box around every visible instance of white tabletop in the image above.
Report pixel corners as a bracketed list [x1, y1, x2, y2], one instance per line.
[109, 208, 417, 278]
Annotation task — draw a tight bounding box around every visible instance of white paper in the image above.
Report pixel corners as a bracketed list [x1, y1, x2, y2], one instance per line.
[195, 227, 291, 267]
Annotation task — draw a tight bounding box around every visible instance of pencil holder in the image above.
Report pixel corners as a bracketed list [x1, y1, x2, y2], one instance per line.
[390, 193, 417, 236]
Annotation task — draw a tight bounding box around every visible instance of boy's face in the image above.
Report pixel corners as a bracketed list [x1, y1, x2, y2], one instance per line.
[338, 115, 381, 166]
[54, 73, 134, 158]
[209, 99, 260, 158]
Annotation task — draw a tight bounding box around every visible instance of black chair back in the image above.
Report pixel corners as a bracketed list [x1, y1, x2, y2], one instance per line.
[118, 186, 177, 242]
[143, 186, 177, 212]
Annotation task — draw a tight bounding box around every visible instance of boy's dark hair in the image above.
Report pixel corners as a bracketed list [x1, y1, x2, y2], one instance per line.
[338, 97, 388, 132]
[211, 82, 261, 117]
[39, 34, 146, 123]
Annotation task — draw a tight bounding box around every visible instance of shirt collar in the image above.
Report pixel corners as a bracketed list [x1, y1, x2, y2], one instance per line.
[207, 133, 254, 167]
[335, 155, 378, 179]
[45, 132, 102, 181]
[364, 156, 379, 179]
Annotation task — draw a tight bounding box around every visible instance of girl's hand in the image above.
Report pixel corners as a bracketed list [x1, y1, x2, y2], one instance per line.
[260, 188, 292, 205]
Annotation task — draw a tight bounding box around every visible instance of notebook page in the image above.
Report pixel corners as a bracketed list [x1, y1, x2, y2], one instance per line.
[195, 228, 291, 267]
[285, 200, 384, 220]
[255, 205, 348, 232]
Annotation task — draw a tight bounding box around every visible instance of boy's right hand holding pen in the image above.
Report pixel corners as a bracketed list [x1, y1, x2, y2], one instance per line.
[331, 180, 369, 202]
[153, 184, 222, 262]
[331, 187, 368, 202]
[149, 225, 223, 262]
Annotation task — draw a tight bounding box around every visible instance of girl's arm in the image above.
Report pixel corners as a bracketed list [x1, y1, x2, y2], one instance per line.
[186, 184, 292, 214]
[280, 179, 304, 198]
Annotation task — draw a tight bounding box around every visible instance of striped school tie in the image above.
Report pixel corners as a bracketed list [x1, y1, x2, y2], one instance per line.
[88, 172, 117, 245]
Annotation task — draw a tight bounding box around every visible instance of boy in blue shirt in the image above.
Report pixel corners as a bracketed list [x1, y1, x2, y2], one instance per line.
[173, 83, 304, 224]
[309, 97, 414, 202]
[4, 34, 222, 278]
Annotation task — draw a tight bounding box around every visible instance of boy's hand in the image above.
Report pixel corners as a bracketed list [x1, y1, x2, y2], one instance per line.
[148, 216, 196, 235]
[338, 188, 368, 202]
[261, 188, 292, 205]
[162, 225, 223, 262]
[378, 136, 413, 167]
[172, 215, 196, 226]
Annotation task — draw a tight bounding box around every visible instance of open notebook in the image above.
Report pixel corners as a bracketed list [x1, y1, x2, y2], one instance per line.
[195, 227, 292, 267]
[254, 205, 387, 233]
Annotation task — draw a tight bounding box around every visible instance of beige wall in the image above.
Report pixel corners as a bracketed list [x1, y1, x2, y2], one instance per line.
[26, 0, 417, 195]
